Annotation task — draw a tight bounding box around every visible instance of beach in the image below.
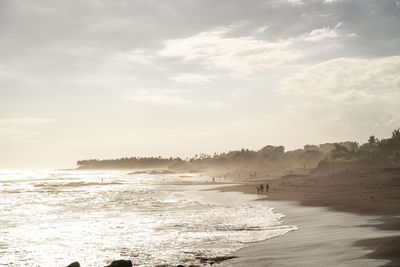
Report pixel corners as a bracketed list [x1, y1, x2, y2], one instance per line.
[210, 167, 400, 266]
[1, 168, 399, 266]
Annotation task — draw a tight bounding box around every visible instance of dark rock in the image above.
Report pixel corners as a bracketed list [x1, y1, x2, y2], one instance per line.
[196, 256, 237, 265]
[105, 259, 133, 267]
[66, 262, 80, 267]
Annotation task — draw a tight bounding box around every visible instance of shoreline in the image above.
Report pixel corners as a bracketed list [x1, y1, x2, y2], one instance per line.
[208, 167, 400, 266]
[224, 199, 395, 266]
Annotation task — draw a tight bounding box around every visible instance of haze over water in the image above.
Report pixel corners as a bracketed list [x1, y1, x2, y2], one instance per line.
[0, 170, 297, 266]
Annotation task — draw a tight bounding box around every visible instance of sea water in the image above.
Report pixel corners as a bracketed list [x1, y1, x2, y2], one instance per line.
[0, 170, 297, 266]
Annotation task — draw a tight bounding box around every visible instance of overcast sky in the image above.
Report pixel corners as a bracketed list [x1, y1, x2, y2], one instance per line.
[1, 0, 400, 168]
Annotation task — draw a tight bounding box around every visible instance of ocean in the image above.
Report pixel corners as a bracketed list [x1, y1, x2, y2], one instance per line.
[0, 170, 297, 266]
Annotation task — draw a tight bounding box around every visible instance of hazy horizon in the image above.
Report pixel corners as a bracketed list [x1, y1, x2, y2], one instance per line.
[1, 0, 400, 169]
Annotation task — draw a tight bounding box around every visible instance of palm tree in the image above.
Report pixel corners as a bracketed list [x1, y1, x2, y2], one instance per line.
[368, 135, 377, 145]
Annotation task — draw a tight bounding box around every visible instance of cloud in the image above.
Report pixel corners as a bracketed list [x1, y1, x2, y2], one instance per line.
[305, 26, 339, 42]
[170, 73, 213, 84]
[0, 117, 55, 126]
[1, 0, 400, 168]
[265, 96, 400, 146]
[112, 50, 155, 65]
[287, 0, 304, 5]
[158, 27, 300, 74]
[335, 22, 343, 28]
[347, 33, 358, 38]
[208, 101, 230, 109]
[281, 56, 400, 98]
[274, 56, 400, 142]
[124, 94, 186, 104]
[0, 127, 40, 138]
[0, 117, 55, 139]
[324, 0, 343, 3]
[252, 26, 269, 35]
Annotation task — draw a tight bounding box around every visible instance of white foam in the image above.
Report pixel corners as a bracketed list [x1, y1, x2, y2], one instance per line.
[0, 170, 297, 266]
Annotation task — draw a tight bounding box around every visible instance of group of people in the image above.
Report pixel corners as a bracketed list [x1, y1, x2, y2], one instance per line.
[256, 183, 269, 195]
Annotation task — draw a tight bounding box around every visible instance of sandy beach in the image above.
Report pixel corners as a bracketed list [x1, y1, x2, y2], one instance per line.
[224, 201, 397, 266]
[209, 167, 400, 266]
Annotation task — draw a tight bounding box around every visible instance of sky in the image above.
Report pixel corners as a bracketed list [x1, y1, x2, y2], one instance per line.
[1, 0, 400, 169]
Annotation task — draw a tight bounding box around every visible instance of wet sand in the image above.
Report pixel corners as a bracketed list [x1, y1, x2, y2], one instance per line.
[223, 201, 397, 266]
[210, 168, 400, 266]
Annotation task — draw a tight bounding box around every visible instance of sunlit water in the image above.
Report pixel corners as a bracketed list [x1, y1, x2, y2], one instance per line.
[0, 170, 297, 266]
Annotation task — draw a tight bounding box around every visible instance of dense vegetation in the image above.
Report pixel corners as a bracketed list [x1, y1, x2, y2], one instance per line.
[77, 143, 350, 171]
[77, 129, 400, 171]
[77, 157, 184, 169]
[318, 128, 400, 169]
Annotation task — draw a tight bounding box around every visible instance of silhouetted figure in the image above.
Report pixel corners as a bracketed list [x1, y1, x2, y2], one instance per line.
[256, 186, 260, 195]
[260, 184, 264, 193]
[212, 177, 215, 183]
[266, 183, 269, 192]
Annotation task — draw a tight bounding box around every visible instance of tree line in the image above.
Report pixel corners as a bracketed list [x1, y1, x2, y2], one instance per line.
[318, 128, 400, 168]
[76, 129, 400, 170]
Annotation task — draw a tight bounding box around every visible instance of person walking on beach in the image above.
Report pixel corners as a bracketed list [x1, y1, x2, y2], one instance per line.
[266, 183, 269, 193]
[256, 186, 260, 195]
[260, 184, 264, 194]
